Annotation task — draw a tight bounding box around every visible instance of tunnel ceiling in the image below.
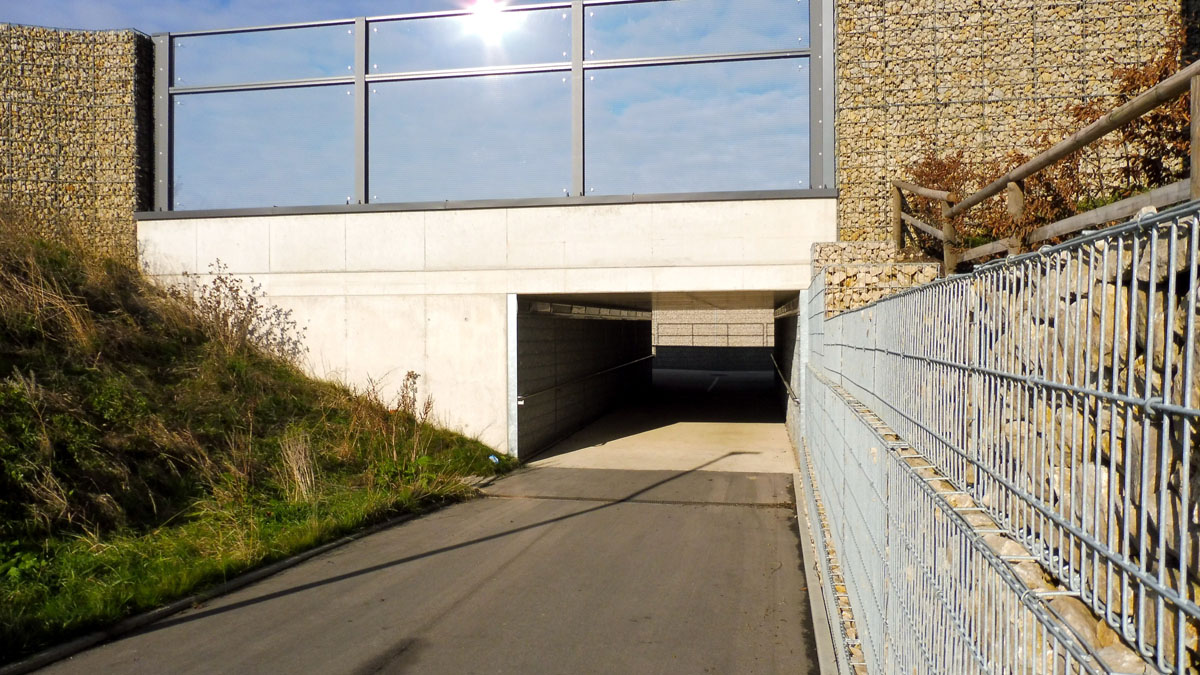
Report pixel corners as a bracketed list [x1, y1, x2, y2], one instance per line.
[520, 291, 800, 313]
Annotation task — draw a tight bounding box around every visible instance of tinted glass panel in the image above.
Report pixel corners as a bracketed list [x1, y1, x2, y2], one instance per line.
[370, 8, 571, 73]
[174, 25, 354, 87]
[173, 87, 354, 209]
[586, 0, 809, 60]
[370, 73, 571, 202]
[584, 58, 809, 195]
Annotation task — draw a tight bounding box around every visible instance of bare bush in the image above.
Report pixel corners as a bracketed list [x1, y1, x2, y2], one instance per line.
[397, 371, 435, 464]
[172, 260, 307, 362]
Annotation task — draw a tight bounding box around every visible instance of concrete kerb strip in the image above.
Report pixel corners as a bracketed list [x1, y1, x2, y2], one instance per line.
[0, 511, 421, 675]
[792, 470, 840, 675]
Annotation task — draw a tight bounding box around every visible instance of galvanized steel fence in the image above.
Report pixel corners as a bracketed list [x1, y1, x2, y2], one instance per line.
[799, 200, 1200, 673]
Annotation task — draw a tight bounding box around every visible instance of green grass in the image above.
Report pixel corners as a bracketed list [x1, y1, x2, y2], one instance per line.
[0, 218, 517, 663]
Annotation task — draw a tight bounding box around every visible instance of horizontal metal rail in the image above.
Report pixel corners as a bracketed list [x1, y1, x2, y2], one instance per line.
[516, 354, 653, 404]
[770, 353, 800, 404]
[162, 3, 570, 37]
[137, 188, 835, 221]
[168, 48, 810, 95]
[161, 0, 765, 39]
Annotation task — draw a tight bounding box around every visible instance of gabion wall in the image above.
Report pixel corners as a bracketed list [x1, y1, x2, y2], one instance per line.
[835, 0, 1185, 242]
[0, 24, 153, 261]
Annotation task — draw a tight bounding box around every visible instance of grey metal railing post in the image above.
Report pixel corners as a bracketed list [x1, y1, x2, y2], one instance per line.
[152, 35, 173, 211]
[808, 0, 835, 190]
[570, 1, 585, 197]
[354, 17, 369, 205]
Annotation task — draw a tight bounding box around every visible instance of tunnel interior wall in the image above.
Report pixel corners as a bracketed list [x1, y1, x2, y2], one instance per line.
[653, 346, 773, 371]
[516, 308, 651, 459]
[774, 293, 807, 452]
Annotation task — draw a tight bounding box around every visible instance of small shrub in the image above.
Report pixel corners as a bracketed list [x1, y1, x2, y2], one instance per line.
[173, 260, 307, 363]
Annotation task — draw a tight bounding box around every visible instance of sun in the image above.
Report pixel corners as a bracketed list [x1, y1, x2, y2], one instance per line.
[465, 0, 523, 46]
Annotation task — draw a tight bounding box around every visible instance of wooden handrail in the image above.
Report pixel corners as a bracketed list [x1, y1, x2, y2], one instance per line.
[946, 60, 1200, 218]
[1192, 75, 1199, 200]
[1025, 180, 1189, 243]
[891, 179, 958, 204]
[960, 239, 1012, 263]
[900, 212, 946, 241]
[956, 181, 1189, 264]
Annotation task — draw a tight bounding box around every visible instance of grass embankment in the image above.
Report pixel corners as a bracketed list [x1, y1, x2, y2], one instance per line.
[0, 221, 516, 663]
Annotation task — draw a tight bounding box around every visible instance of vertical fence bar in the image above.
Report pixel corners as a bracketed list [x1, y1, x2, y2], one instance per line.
[152, 34, 172, 211]
[354, 17, 368, 205]
[570, 1, 585, 197]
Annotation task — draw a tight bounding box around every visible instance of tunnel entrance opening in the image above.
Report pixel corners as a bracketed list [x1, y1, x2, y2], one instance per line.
[512, 291, 800, 473]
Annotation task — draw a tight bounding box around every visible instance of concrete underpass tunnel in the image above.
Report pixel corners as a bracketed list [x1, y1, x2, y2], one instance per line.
[511, 291, 800, 469]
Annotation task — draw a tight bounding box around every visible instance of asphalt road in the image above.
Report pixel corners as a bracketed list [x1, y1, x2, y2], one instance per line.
[43, 465, 817, 674]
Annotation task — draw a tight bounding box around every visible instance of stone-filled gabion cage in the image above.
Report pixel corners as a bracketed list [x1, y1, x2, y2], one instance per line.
[1, 23, 153, 261]
[834, 0, 1192, 243]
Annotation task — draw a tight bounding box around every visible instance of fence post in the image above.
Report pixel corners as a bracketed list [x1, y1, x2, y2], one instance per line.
[1006, 181, 1025, 218]
[891, 184, 904, 250]
[942, 217, 960, 276]
[1191, 74, 1199, 200]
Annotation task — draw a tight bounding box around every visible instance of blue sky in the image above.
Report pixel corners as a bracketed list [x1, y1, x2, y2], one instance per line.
[4, 1, 812, 207]
[0, 1, 530, 33]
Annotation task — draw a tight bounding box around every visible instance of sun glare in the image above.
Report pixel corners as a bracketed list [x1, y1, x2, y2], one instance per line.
[466, 0, 523, 46]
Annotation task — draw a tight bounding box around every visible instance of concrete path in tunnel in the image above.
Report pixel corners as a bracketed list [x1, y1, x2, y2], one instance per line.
[528, 368, 797, 474]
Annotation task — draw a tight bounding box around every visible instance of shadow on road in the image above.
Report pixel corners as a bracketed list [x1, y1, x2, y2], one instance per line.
[132, 452, 755, 635]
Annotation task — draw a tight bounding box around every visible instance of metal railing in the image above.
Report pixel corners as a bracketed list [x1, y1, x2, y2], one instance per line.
[151, 0, 835, 211]
[802, 200, 1200, 672]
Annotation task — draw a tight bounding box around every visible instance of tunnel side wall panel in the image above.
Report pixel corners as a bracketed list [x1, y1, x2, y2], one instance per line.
[516, 314, 651, 458]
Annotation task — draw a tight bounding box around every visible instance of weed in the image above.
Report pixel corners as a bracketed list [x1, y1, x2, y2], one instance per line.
[278, 429, 317, 503]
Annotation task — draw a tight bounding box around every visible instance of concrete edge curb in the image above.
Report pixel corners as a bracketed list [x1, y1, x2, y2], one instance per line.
[0, 511, 420, 675]
[792, 470, 840, 675]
